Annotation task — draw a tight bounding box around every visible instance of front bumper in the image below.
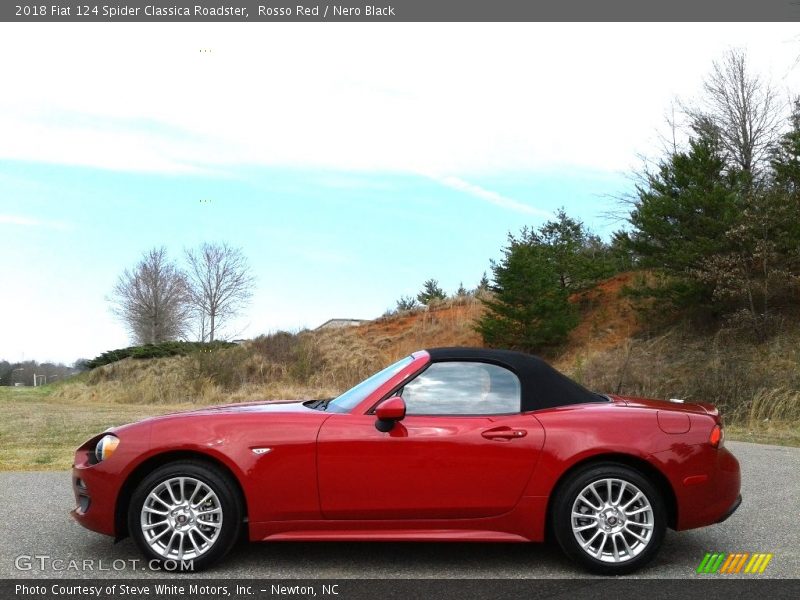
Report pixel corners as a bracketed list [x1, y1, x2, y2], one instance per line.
[71, 470, 116, 537]
[70, 437, 120, 538]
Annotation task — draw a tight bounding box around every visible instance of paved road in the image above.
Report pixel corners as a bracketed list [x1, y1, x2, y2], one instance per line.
[1, 441, 797, 579]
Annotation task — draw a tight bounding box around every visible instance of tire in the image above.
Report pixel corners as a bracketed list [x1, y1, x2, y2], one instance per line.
[551, 462, 666, 575]
[128, 460, 243, 572]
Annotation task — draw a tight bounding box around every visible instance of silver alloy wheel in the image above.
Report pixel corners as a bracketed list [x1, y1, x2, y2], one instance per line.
[570, 478, 654, 563]
[140, 476, 223, 560]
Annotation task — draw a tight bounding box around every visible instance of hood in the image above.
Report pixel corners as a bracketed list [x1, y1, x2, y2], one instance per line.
[132, 400, 318, 427]
[168, 399, 314, 416]
[98, 399, 320, 441]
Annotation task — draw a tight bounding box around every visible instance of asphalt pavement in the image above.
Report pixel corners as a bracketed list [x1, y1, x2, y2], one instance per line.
[1, 441, 797, 579]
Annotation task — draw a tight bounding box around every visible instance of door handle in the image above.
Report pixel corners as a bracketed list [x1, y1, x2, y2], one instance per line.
[481, 428, 527, 440]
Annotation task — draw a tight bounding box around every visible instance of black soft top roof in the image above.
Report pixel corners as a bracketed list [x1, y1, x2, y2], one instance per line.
[425, 347, 604, 412]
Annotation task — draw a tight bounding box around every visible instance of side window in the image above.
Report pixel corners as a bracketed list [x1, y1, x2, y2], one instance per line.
[401, 361, 521, 415]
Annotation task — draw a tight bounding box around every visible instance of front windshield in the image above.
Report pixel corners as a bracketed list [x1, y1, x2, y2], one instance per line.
[326, 356, 414, 413]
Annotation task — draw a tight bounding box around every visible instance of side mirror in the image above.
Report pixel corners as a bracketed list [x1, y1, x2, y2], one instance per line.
[374, 396, 406, 432]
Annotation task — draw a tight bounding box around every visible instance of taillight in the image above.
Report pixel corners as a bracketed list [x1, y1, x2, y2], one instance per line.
[709, 424, 724, 448]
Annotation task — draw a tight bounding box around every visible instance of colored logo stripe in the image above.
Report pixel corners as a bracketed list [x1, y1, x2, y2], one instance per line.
[697, 553, 726, 573]
[720, 553, 749, 573]
[697, 552, 773, 574]
[744, 553, 773, 573]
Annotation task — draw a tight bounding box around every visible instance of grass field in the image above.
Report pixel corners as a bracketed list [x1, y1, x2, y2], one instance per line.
[2, 384, 798, 472]
[0, 386, 192, 471]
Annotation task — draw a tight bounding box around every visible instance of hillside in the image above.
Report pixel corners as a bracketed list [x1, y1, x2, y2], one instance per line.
[349, 272, 642, 369]
[355, 296, 485, 359]
[50, 272, 798, 443]
[4, 271, 796, 471]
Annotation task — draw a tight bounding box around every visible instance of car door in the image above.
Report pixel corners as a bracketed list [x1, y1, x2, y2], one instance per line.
[316, 360, 545, 520]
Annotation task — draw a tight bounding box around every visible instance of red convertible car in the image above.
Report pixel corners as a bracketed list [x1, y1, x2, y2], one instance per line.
[72, 347, 741, 574]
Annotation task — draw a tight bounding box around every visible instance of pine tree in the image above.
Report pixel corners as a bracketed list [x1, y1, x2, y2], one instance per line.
[395, 295, 418, 311]
[691, 103, 800, 336]
[770, 99, 800, 195]
[477, 239, 578, 352]
[476, 210, 608, 353]
[768, 99, 800, 258]
[416, 279, 447, 305]
[626, 125, 741, 275]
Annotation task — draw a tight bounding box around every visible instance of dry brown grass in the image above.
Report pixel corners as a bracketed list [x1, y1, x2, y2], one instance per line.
[51, 355, 337, 408]
[43, 298, 482, 411]
[1, 298, 492, 470]
[562, 322, 800, 430]
[47, 282, 800, 431]
[358, 295, 484, 361]
[559, 272, 643, 366]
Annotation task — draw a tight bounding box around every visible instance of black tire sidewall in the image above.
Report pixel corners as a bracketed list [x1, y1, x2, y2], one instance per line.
[552, 462, 666, 575]
[128, 460, 242, 572]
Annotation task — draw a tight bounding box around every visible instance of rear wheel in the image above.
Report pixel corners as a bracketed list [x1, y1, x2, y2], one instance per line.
[128, 460, 242, 571]
[551, 462, 666, 575]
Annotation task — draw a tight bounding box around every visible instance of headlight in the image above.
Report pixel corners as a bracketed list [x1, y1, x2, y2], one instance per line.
[94, 434, 120, 463]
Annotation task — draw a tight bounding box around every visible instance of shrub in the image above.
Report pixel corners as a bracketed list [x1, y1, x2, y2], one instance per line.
[250, 331, 302, 364]
[184, 345, 249, 392]
[85, 341, 236, 369]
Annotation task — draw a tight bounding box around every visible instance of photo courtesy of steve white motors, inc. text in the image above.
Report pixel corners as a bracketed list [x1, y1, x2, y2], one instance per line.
[14, 583, 339, 597]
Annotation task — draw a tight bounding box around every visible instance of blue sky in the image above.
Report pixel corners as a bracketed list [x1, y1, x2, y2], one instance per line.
[0, 161, 626, 363]
[2, 22, 799, 363]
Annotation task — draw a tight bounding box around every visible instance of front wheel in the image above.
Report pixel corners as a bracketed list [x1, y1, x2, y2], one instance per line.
[128, 460, 243, 571]
[551, 463, 666, 575]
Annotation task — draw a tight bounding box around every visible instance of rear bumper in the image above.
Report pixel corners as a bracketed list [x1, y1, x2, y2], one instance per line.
[651, 444, 741, 531]
[716, 494, 742, 524]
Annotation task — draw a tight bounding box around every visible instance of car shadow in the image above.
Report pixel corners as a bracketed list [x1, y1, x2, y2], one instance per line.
[212, 538, 584, 578]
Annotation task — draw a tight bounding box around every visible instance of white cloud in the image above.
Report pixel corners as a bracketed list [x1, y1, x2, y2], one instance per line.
[0, 214, 71, 230]
[1, 23, 799, 185]
[431, 175, 550, 217]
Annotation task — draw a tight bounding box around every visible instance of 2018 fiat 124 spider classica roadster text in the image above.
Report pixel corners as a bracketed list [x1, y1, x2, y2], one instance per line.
[71, 347, 741, 574]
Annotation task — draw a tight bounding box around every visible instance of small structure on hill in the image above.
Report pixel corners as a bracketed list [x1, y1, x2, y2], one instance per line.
[315, 318, 367, 331]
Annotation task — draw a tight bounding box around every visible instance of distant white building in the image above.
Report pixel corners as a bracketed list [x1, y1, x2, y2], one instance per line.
[315, 318, 368, 331]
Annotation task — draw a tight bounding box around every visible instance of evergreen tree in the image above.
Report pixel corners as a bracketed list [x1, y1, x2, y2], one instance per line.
[770, 99, 800, 195]
[474, 272, 491, 297]
[477, 239, 577, 352]
[536, 209, 616, 290]
[476, 211, 609, 353]
[691, 104, 800, 335]
[395, 295, 418, 311]
[626, 126, 741, 276]
[693, 188, 793, 337]
[416, 279, 447, 305]
[768, 99, 800, 259]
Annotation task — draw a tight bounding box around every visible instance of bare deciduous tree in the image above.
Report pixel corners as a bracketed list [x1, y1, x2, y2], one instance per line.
[110, 247, 191, 344]
[684, 48, 782, 179]
[185, 243, 255, 342]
